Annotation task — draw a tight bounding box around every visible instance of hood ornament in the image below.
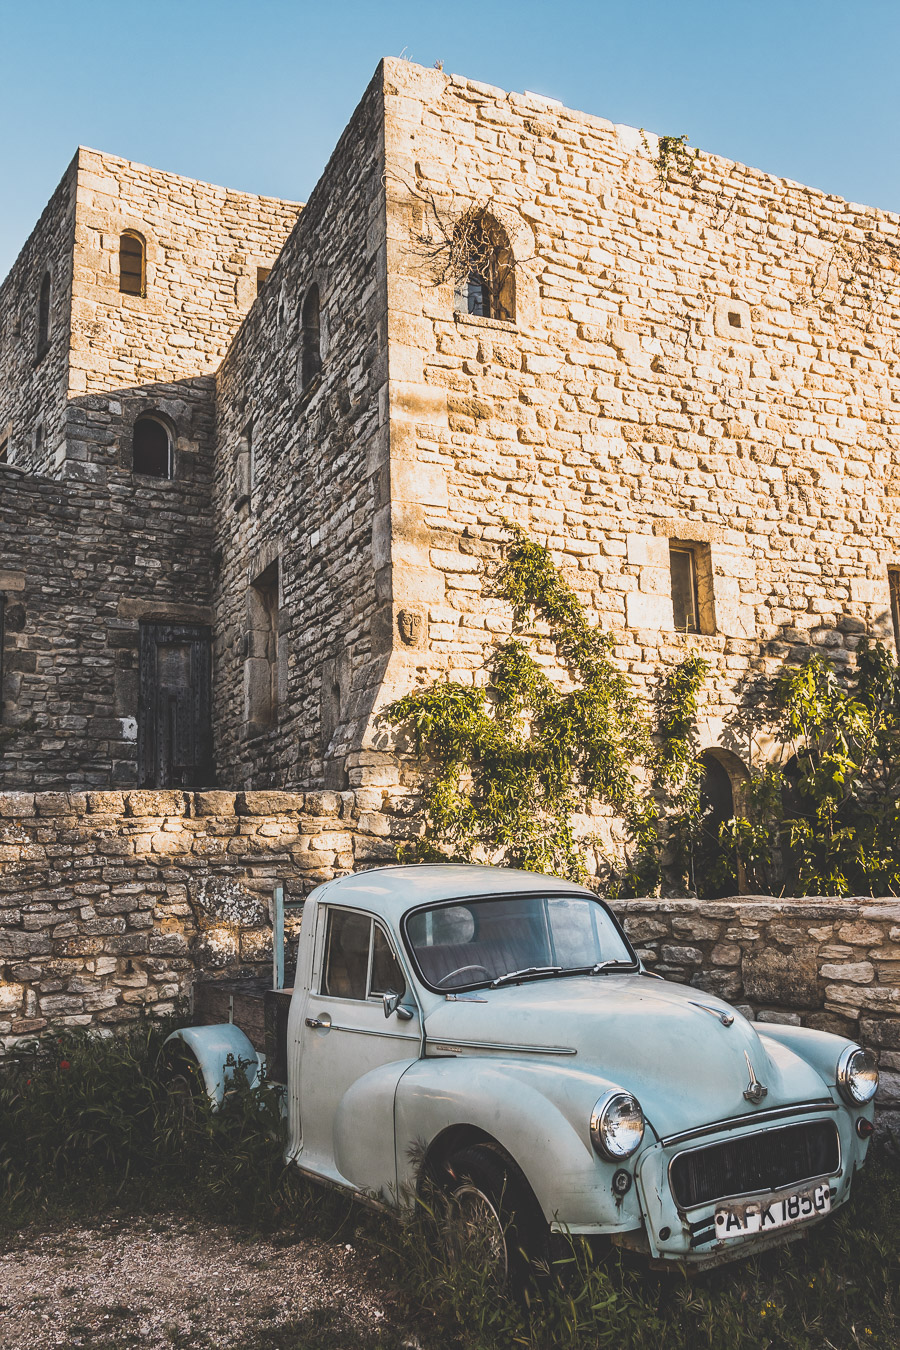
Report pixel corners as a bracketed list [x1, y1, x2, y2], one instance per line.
[743, 1051, 768, 1104]
[689, 1000, 734, 1027]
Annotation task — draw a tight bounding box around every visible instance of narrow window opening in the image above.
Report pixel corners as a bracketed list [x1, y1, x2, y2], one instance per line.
[670, 547, 700, 633]
[256, 266, 271, 293]
[0, 435, 9, 464]
[727, 310, 742, 329]
[889, 569, 900, 651]
[36, 273, 51, 355]
[133, 416, 172, 478]
[32, 423, 43, 459]
[453, 211, 516, 322]
[245, 561, 280, 731]
[119, 232, 146, 296]
[300, 285, 322, 389]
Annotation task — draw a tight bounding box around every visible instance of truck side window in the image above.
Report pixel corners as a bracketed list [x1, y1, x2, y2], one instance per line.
[370, 924, 406, 999]
[322, 909, 371, 1000]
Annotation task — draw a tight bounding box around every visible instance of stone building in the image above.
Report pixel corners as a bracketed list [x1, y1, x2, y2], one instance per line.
[3, 57, 900, 822]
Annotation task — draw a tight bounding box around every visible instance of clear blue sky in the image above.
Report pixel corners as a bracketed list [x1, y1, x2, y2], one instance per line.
[1, 0, 899, 280]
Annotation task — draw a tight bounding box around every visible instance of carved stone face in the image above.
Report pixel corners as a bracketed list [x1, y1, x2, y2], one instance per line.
[397, 609, 422, 645]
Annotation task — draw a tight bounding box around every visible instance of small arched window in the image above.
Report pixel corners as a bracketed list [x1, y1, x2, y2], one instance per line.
[300, 285, 322, 389]
[37, 272, 51, 354]
[120, 232, 146, 296]
[133, 415, 172, 478]
[453, 211, 515, 322]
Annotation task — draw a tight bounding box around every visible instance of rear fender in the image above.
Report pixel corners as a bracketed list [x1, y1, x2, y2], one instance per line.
[164, 1025, 262, 1110]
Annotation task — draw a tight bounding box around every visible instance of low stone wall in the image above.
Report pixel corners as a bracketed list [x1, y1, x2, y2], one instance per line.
[613, 896, 900, 1114]
[2, 789, 899, 1123]
[0, 788, 387, 1048]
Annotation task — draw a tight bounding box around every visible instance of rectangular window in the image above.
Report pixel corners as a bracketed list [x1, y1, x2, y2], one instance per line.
[889, 569, 900, 651]
[0, 435, 8, 464]
[244, 560, 279, 731]
[256, 266, 272, 293]
[321, 908, 406, 1001]
[669, 541, 715, 635]
[670, 546, 700, 633]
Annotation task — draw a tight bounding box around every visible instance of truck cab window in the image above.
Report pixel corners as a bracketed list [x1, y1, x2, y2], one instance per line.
[370, 924, 405, 998]
[321, 909, 406, 1001]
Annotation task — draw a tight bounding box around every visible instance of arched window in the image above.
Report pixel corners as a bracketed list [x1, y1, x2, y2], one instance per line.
[300, 285, 322, 389]
[119, 232, 146, 296]
[37, 272, 51, 354]
[133, 415, 172, 478]
[453, 211, 515, 322]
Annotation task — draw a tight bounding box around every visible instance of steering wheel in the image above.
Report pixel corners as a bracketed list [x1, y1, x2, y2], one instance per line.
[436, 964, 492, 987]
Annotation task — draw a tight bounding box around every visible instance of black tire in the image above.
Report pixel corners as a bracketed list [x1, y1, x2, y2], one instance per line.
[441, 1143, 549, 1292]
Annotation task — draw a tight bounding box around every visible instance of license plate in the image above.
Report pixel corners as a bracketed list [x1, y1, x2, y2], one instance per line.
[714, 1182, 831, 1237]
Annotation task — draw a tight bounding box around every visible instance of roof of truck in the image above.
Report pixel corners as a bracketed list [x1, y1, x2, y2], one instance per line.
[307, 864, 595, 924]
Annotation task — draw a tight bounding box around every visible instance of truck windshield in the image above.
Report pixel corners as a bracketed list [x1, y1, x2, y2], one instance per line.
[403, 893, 636, 991]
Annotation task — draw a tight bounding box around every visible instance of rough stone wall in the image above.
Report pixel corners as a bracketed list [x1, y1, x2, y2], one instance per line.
[0, 155, 77, 475]
[0, 789, 357, 1049]
[212, 68, 393, 793]
[64, 148, 301, 488]
[0, 467, 214, 789]
[613, 895, 900, 1114]
[377, 61, 900, 791]
[1, 790, 897, 1126]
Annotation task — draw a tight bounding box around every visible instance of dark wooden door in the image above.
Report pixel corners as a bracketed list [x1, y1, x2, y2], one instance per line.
[138, 623, 212, 788]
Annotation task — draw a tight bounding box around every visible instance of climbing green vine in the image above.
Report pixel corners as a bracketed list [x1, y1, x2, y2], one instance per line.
[385, 526, 710, 890]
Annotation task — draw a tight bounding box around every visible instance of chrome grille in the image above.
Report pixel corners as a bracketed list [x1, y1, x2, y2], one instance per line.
[669, 1119, 840, 1210]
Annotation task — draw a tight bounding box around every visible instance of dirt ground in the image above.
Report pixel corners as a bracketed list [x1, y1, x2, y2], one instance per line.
[0, 1212, 414, 1349]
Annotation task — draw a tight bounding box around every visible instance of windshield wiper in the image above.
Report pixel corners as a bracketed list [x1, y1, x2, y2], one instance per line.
[491, 965, 563, 988]
[591, 960, 634, 974]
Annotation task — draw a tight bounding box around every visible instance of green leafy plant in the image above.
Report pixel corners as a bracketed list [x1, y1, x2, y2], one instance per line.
[385, 526, 710, 892]
[724, 642, 900, 896]
[641, 131, 700, 185]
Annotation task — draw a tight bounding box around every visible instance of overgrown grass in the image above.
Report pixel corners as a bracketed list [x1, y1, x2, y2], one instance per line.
[2, 1024, 898, 1350]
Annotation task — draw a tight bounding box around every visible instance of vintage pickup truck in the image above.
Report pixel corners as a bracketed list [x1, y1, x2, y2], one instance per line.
[165, 865, 877, 1276]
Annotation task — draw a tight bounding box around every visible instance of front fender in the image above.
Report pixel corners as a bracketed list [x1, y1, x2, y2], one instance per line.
[164, 1024, 262, 1109]
[394, 1056, 645, 1233]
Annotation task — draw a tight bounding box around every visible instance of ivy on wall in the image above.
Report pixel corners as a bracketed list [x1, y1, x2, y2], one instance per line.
[385, 526, 710, 891]
[724, 643, 900, 897]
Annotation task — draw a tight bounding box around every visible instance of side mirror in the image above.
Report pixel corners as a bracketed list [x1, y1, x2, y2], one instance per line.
[383, 991, 414, 1021]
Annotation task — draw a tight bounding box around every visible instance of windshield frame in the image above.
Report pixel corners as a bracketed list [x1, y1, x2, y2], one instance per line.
[399, 889, 640, 994]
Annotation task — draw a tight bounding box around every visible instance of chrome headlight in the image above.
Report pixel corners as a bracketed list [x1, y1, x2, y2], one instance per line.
[836, 1045, 878, 1105]
[590, 1092, 645, 1160]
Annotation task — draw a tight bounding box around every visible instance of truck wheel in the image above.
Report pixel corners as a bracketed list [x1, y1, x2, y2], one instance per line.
[441, 1143, 548, 1291]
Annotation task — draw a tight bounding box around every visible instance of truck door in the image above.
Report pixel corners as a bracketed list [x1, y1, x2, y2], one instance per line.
[297, 905, 420, 1193]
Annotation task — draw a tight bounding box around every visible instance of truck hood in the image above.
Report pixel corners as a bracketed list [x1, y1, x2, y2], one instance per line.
[422, 975, 831, 1139]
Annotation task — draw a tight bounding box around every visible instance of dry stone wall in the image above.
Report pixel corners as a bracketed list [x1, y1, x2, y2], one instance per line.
[0, 466, 215, 789]
[212, 69, 393, 793]
[1, 789, 898, 1127]
[65, 148, 301, 488]
[0, 155, 76, 475]
[379, 60, 900, 782]
[0, 788, 362, 1049]
[613, 895, 900, 1115]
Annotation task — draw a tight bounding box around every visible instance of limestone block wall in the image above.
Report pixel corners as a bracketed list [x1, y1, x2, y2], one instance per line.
[0, 466, 214, 789]
[613, 895, 900, 1113]
[63, 148, 301, 487]
[0, 788, 361, 1049]
[0, 154, 77, 475]
[380, 60, 900, 770]
[212, 67, 394, 793]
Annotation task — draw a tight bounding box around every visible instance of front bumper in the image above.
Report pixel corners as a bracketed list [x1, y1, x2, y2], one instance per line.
[624, 1101, 870, 1267]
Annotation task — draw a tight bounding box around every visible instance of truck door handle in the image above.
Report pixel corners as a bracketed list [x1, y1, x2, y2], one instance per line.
[305, 1015, 331, 1030]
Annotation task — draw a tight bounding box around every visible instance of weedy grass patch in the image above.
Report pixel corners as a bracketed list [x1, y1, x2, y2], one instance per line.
[1, 1024, 897, 1350]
